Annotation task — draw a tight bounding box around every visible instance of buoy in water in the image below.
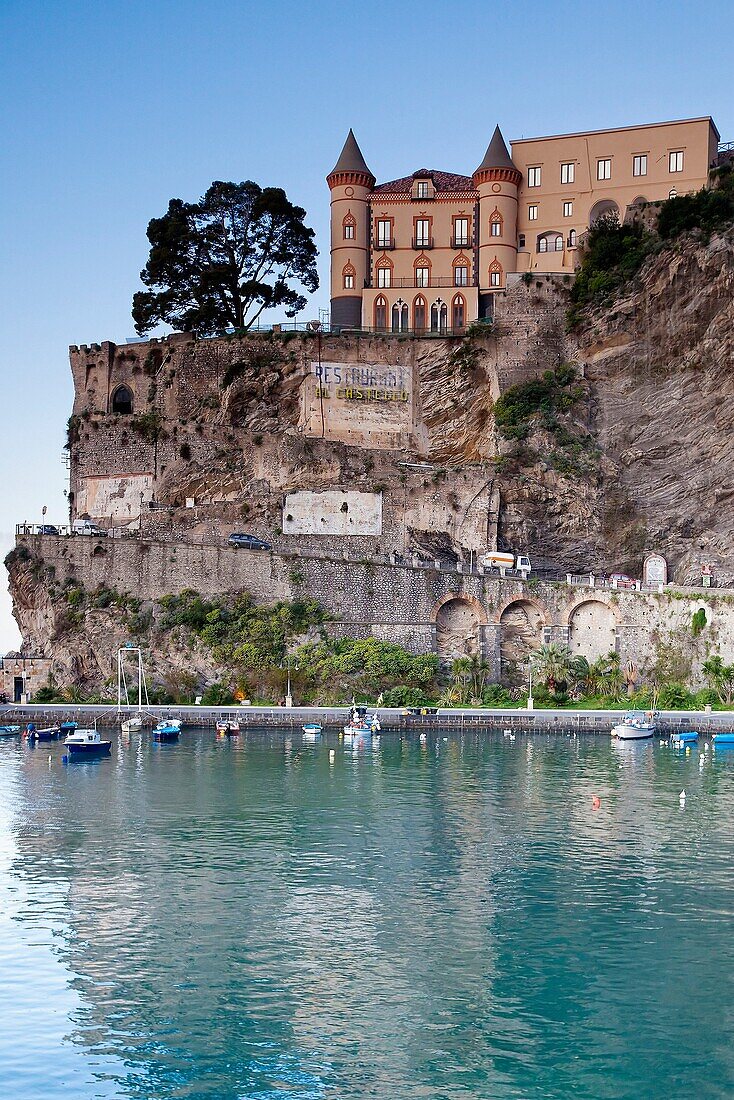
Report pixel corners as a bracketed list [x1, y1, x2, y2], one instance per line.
[592, 796, 601, 810]
[420, 732, 427, 743]
[329, 749, 335, 764]
[679, 790, 686, 805]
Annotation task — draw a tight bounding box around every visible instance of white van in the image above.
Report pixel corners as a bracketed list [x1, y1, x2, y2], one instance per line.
[72, 519, 107, 537]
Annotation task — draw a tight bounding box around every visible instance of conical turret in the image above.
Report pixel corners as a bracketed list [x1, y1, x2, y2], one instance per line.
[473, 125, 521, 185]
[474, 125, 521, 294]
[327, 130, 375, 189]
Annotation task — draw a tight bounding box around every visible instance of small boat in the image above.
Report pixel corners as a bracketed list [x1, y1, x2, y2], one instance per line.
[671, 730, 698, 745]
[154, 720, 181, 742]
[0, 724, 21, 737]
[60, 721, 78, 733]
[121, 716, 143, 734]
[64, 729, 112, 757]
[216, 720, 240, 736]
[611, 712, 657, 740]
[302, 722, 322, 740]
[712, 732, 734, 747]
[26, 725, 62, 743]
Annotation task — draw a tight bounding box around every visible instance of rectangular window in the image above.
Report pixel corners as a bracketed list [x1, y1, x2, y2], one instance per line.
[518, 233, 526, 248]
[454, 266, 468, 286]
[377, 267, 391, 287]
[563, 201, 573, 218]
[416, 181, 429, 198]
[669, 150, 684, 172]
[527, 166, 541, 187]
[454, 217, 469, 246]
[528, 205, 538, 221]
[491, 220, 501, 236]
[415, 266, 429, 287]
[415, 218, 430, 246]
[490, 271, 501, 287]
[343, 223, 354, 239]
[376, 219, 391, 246]
[560, 162, 575, 184]
[633, 154, 647, 177]
[343, 274, 354, 289]
[597, 158, 611, 181]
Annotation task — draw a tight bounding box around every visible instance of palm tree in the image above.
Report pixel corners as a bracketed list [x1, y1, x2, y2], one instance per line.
[532, 644, 574, 695]
[703, 654, 734, 705]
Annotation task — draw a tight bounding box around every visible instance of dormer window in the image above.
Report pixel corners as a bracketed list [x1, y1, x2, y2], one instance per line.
[412, 177, 434, 201]
[416, 181, 429, 199]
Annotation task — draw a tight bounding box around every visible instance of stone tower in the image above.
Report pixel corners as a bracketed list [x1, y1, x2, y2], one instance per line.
[473, 126, 522, 315]
[327, 130, 375, 328]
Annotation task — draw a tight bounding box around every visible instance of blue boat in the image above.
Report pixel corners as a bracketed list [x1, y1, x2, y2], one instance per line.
[60, 721, 78, 733]
[0, 724, 21, 737]
[64, 729, 111, 758]
[26, 724, 61, 743]
[671, 731, 698, 744]
[154, 720, 181, 742]
[713, 732, 734, 747]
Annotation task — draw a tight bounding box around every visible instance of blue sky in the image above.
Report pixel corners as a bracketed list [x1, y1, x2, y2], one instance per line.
[1, 0, 732, 649]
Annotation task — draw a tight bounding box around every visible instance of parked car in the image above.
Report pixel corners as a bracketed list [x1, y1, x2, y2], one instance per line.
[71, 519, 107, 537]
[228, 533, 272, 551]
[610, 572, 637, 589]
[39, 524, 59, 535]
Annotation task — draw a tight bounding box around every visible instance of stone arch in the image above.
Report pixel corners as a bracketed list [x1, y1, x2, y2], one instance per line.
[567, 599, 617, 662]
[589, 198, 620, 224]
[498, 599, 545, 671]
[433, 594, 487, 660]
[111, 384, 133, 414]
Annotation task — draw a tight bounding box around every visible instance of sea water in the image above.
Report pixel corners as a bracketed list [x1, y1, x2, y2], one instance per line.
[0, 729, 732, 1099]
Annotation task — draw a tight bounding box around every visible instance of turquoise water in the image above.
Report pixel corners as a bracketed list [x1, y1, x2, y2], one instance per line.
[0, 729, 732, 1099]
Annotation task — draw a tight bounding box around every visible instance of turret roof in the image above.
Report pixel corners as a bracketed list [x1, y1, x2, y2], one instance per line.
[329, 130, 373, 176]
[475, 125, 517, 173]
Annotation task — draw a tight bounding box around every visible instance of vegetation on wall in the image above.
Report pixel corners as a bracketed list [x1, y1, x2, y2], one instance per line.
[657, 164, 734, 240]
[493, 364, 584, 441]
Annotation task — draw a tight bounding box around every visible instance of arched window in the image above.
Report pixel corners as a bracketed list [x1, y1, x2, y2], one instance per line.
[568, 229, 577, 247]
[538, 237, 548, 253]
[489, 259, 503, 288]
[342, 261, 356, 290]
[555, 235, 564, 252]
[490, 208, 503, 237]
[375, 255, 393, 288]
[111, 384, 133, 414]
[413, 295, 426, 332]
[669, 188, 678, 199]
[391, 301, 409, 332]
[430, 302, 448, 333]
[374, 295, 387, 331]
[452, 252, 470, 287]
[452, 294, 466, 332]
[342, 211, 356, 240]
[414, 253, 431, 288]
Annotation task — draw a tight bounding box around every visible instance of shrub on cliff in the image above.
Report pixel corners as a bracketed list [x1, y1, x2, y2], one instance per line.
[570, 214, 655, 313]
[657, 167, 734, 240]
[493, 364, 584, 440]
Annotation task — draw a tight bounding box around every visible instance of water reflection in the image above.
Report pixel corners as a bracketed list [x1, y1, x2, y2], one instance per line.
[1, 730, 733, 1098]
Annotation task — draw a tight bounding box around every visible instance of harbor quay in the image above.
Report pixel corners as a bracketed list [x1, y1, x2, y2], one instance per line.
[5, 703, 734, 736]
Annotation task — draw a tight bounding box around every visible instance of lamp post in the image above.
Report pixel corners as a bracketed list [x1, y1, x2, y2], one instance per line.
[527, 659, 534, 711]
[282, 656, 298, 708]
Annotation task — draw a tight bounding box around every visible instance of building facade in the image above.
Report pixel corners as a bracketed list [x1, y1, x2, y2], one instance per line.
[328, 116, 720, 330]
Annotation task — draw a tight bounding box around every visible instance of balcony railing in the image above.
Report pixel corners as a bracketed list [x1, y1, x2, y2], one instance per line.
[375, 238, 395, 250]
[412, 237, 434, 250]
[365, 276, 477, 289]
[451, 237, 471, 248]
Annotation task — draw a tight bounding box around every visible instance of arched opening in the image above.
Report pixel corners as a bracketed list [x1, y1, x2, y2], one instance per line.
[436, 597, 482, 659]
[342, 261, 355, 290]
[374, 295, 387, 331]
[452, 294, 466, 332]
[413, 295, 426, 333]
[568, 600, 616, 662]
[499, 600, 544, 681]
[391, 301, 408, 333]
[430, 301, 448, 333]
[589, 198, 620, 224]
[537, 232, 564, 253]
[489, 259, 503, 288]
[111, 384, 133, 415]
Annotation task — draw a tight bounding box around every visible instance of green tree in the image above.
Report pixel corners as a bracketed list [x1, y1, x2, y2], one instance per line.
[132, 181, 319, 336]
[702, 655, 734, 706]
[532, 644, 574, 695]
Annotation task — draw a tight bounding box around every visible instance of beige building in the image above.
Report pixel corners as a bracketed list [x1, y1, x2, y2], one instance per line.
[327, 116, 721, 330]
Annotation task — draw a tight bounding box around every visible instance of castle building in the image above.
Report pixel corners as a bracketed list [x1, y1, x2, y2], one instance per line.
[327, 116, 720, 331]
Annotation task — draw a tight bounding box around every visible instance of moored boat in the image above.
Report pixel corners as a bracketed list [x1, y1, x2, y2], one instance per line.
[121, 716, 143, 734]
[671, 730, 698, 745]
[64, 729, 112, 757]
[712, 732, 734, 747]
[302, 722, 323, 738]
[0, 724, 21, 737]
[216, 720, 240, 736]
[154, 719, 181, 742]
[611, 712, 657, 740]
[60, 721, 78, 733]
[26, 725, 62, 743]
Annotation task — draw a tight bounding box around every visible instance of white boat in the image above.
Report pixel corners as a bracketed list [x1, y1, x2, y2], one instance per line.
[216, 720, 240, 735]
[121, 716, 143, 734]
[302, 722, 322, 739]
[64, 729, 112, 756]
[0, 724, 21, 737]
[612, 711, 657, 740]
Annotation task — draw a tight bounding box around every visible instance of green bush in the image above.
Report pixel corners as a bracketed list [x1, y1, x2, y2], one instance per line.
[657, 682, 695, 710]
[200, 682, 236, 706]
[691, 608, 707, 637]
[570, 214, 655, 310]
[493, 365, 584, 440]
[657, 170, 734, 239]
[380, 686, 432, 708]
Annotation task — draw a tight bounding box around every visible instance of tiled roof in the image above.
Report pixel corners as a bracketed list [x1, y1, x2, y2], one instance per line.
[372, 169, 476, 194]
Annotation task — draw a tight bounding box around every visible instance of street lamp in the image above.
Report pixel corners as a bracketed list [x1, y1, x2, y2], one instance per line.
[527, 658, 534, 711]
[282, 656, 299, 708]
